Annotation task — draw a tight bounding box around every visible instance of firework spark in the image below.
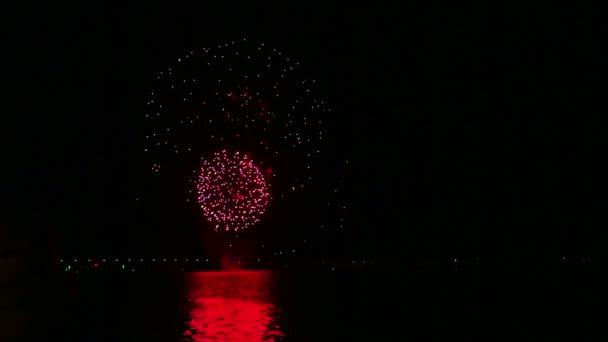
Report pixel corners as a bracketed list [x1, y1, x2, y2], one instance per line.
[197, 150, 270, 232]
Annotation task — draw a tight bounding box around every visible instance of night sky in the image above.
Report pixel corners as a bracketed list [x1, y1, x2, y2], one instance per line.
[3, 4, 604, 262]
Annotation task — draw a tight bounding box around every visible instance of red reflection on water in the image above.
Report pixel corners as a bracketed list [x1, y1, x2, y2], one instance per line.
[183, 271, 284, 341]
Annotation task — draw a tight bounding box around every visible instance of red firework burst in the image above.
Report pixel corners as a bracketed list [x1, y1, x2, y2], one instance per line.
[196, 150, 270, 232]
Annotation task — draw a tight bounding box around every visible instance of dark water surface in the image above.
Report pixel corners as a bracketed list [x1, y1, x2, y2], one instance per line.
[2, 268, 484, 341]
[1, 265, 600, 341]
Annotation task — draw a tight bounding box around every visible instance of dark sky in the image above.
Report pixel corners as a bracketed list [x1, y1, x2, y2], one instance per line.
[3, 4, 604, 260]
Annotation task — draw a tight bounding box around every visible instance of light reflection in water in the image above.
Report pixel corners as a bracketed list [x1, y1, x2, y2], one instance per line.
[182, 271, 284, 341]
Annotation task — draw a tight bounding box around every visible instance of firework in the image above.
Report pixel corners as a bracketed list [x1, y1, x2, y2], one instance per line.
[197, 150, 270, 232]
[144, 39, 346, 235]
[145, 39, 328, 191]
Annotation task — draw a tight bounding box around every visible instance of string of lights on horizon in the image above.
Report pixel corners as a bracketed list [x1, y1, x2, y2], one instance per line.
[59, 256, 593, 274]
